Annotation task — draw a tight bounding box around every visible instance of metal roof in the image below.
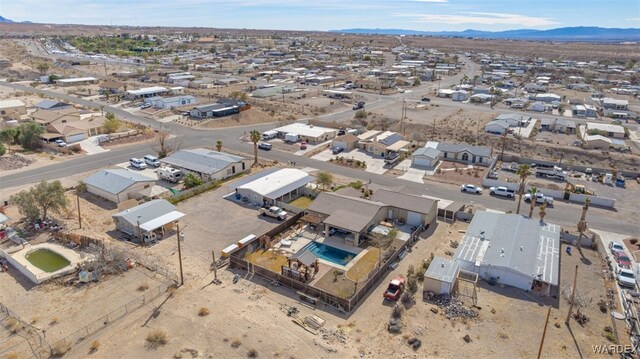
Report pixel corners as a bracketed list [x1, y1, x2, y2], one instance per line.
[84, 169, 155, 195]
[308, 192, 383, 233]
[426, 256, 459, 284]
[113, 199, 184, 229]
[290, 250, 318, 267]
[161, 149, 245, 176]
[126, 87, 168, 96]
[454, 211, 560, 286]
[412, 147, 440, 159]
[273, 123, 336, 139]
[230, 168, 314, 200]
[435, 142, 492, 158]
[371, 189, 437, 215]
[0, 99, 25, 108]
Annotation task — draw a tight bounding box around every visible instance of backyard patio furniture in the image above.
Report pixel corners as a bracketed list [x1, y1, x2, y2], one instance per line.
[281, 239, 292, 246]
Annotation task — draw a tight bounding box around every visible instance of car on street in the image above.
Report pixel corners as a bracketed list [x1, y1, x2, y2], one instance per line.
[609, 242, 625, 253]
[258, 142, 272, 150]
[460, 184, 482, 194]
[524, 192, 554, 205]
[352, 101, 365, 110]
[129, 158, 147, 170]
[332, 146, 344, 154]
[613, 251, 633, 270]
[55, 139, 67, 147]
[383, 277, 405, 301]
[616, 268, 636, 289]
[421, 96, 431, 102]
[489, 186, 515, 198]
[259, 206, 288, 220]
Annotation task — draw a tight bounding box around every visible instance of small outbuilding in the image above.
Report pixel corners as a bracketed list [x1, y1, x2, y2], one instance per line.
[112, 199, 185, 242]
[423, 256, 459, 294]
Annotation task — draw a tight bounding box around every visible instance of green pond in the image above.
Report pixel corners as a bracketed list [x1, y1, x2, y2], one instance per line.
[26, 249, 71, 273]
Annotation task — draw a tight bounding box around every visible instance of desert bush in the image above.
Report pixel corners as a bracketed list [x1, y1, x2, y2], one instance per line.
[6, 318, 20, 334]
[52, 341, 71, 356]
[247, 349, 259, 358]
[391, 304, 404, 319]
[145, 330, 168, 349]
[231, 339, 242, 348]
[198, 307, 210, 317]
[401, 292, 415, 307]
[90, 340, 101, 352]
[406, 265, 415, 277]
[631, 239, 638, 245]
[407, 277, 418, 294]
[137, 283, 149, 291]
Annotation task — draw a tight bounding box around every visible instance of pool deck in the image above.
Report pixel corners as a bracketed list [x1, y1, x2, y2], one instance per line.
[5, 243, 89, 284]
[273, 227, 368, 271]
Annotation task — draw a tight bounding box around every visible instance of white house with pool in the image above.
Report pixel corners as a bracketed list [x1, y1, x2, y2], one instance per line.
[0, 243, 90, 284]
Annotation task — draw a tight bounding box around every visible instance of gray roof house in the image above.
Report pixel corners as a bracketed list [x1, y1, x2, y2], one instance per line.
[411, 147, 441, 167]
[35, 99, 73, 110]
[161, 148, 251, 182]
[112, 199, 185, 242]
[84, 169, 156, 203]
[453, 211, 560, 293]
[412, 142, 492, 167]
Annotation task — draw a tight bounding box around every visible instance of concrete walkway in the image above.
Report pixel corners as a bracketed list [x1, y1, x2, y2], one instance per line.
[79, 136, 109, 155]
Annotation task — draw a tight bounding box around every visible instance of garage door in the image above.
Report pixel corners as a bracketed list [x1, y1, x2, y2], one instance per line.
[66, 133, 87, 143]
[406, 211, 422, 226]
[412, 157, 432, 167]
[333, 141, 347, 150]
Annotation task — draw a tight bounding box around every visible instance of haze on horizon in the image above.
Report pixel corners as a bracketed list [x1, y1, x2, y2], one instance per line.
[3, 0, 640, 32]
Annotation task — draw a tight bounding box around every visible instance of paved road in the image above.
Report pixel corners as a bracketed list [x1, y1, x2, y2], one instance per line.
[1, 66, 638, 236]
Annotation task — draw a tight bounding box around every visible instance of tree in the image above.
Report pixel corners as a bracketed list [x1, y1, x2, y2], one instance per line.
[11, 180, 67, 222]
[183, 173, 203, 189]
[0, 142, 6, 156]
[36, 62, 50, 74]
[515, 164, 531, 215]
[249, 130, 261, 165]
[577, 198, 590, 249]
[539, 202, 547, 223]
[315, 171, 333, 191]
[528, 187, 538, 218]
[152, 130, 177, 159]
[102, 113, 120, 134]
[18, 122, 44, 151]
[0, 128, 18, 153]
[215, 140, 223, 152]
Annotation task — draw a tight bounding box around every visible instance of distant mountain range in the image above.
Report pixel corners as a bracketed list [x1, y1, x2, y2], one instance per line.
[0, 15, 31, 24]
[332, 27, 640, 42]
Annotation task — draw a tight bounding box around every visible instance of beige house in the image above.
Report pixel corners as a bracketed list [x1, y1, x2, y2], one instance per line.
[0, 99, 26, 119]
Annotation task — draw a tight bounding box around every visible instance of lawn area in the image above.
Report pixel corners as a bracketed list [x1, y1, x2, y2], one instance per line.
[345, 248, 380, 281]
[245, 249, 288, 272]
[288, 196, 314, 209]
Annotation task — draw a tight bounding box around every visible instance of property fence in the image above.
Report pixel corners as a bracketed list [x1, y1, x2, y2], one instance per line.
[0, 301, 51, 359]
[49, 282, 172, 353]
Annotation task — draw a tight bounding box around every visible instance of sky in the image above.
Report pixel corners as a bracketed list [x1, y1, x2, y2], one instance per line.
[3, 0, 640, 31]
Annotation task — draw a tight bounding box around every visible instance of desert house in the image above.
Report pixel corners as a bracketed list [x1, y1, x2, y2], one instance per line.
[0, 99, 26, 119]
[84, 169, 156, 204]
[229, 168, 315, 206]
[161, 148, 251, 182]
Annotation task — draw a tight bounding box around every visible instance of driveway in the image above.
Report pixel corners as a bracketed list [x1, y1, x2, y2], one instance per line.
[395, 159, 432, 183]
[79, 136, 110, 155]
[311, 149, 387, 174]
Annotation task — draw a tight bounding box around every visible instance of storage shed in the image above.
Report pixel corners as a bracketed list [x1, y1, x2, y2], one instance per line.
[423, 257, 459, 294]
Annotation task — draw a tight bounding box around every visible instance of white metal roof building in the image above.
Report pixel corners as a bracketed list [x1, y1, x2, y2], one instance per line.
[161, 148, 250, 182]
[55, 77, 98, 86]
[453, 211, 560, 293]
[423, 257, 460, 294]
[125, 86, 169, 99]
[229, 168, 314, 206]
[272, 123, 337, 144]
[112, 199, 185, 241]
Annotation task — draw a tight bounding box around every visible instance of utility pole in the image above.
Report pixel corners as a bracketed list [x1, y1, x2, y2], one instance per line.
[565, 265, 579, 324]
[537, 306, 551, 359]
[176, 223, 184, 286]
[211, 250, 218, 281]
[76, 190, 82, 229]
[500, 131, 507, 161]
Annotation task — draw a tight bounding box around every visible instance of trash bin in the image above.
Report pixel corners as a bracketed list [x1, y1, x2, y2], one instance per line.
[235, 193, 241, 200]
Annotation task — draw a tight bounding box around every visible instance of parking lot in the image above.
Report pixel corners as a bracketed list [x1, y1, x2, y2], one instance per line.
[311, 148, 389, 174]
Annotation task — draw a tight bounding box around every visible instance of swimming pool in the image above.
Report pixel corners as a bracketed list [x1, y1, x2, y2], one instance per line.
[26, 249, 71, 273]
[302, 242, 357, 266]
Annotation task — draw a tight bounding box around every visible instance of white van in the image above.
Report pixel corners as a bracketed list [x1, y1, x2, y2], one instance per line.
[262, 130, 278, 140]
[129, 158, 147, 170]
[143, 155, 160, 167]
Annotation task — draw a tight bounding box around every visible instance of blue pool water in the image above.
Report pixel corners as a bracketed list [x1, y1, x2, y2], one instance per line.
[302, 242, 357, 266]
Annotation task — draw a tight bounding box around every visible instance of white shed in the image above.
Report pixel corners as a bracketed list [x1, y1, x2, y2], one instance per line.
[423, 257, 459, 294]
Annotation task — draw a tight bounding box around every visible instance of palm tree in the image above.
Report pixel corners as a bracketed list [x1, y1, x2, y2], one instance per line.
[577, 198, 590, 249]
[539, 203, 547, 223]
[515, 164, 531, 215]
[215, 140, 223, 152]
[316, 171, 333, 191]
[528, 187, 538, 218]
[249, 130, 261, 165]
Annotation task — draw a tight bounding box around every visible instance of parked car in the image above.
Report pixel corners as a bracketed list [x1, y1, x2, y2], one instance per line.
[259, 206, 288, 220]
[129, 158, 147, 170]
[258, 142, 272, 150]
[616, 268, 636, 289]
[609, 241, 625, 253]
[524, 192, 554, 205]
[489, 186, 515, 198]
[299, 142, 308, 150]
[421, 96, 431, 102]
[54, 139, 67, 147]
[140, 103, 152, 109]
[328, 228, 349, 236]
[383, 277, 405, 301]
[352, 101, 365, 110]
[460, 184, 482, 194]
[613, 251, 632, 270]
[332, 146, 344, 154]
[143, 155, 160, 167]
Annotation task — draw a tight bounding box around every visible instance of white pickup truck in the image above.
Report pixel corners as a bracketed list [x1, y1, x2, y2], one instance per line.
[524, 192, 554, 205]
[259, 206, 288, 220]
[489, 186, 515, 198]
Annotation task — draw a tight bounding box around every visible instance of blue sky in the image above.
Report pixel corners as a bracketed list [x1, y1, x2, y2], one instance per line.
[3, 0, 639, 31]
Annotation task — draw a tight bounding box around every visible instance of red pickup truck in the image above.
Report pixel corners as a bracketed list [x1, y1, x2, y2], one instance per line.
[383, 277, 405, 301]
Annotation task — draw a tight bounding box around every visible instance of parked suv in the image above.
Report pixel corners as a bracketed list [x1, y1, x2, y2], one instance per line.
[259, 206, 288, 220]
[129, 158, 147, 170]
[143, 155, 160, 167]
[258, 142, 272, 150]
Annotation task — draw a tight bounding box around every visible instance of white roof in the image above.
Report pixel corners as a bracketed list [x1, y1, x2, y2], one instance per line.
[232, 168, 314, 199]
[357, 130, 381, 141]
[273, 123, 336, 139]
[586, 122, 625, 134]
[127, 87, 168, 96]
[57, 77, 97, 83]
[0, 99, 25, 108]
[140, 211, 185, 231]
[603, 97, 629, 105]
